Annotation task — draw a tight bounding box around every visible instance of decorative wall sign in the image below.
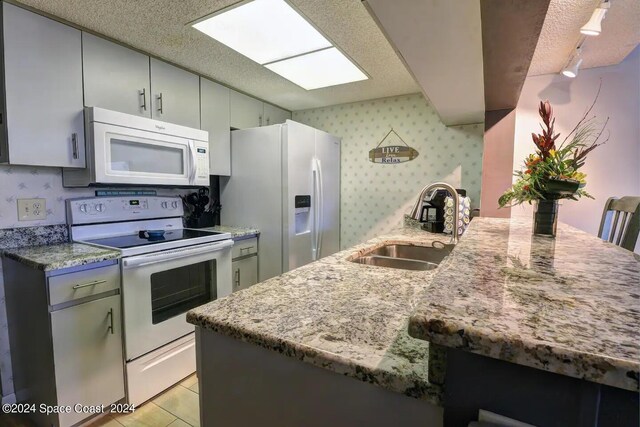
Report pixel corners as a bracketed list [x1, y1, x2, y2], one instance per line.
[369, 128, 419, 164]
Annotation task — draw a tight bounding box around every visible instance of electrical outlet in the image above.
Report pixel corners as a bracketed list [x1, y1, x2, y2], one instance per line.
[17, 198, 47, 221]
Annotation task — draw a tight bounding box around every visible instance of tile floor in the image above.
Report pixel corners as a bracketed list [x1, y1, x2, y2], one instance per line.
[89, 374, 200, 427]
[0, 374, 200, 427]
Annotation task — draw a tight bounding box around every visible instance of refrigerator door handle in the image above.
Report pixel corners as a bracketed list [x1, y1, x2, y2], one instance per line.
[312, 158, 320, 261]
[316, 158, 324, 259]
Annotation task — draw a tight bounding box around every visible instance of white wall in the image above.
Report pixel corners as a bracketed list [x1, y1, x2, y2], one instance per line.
[294, 93, 484, 248]
[513, 47, 640, 252]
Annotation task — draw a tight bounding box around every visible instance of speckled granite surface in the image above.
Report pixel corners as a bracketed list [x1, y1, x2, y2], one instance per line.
[2, 243, 120, 271]
[204, 225, 259, 240]
[188, 229, 452, 405]
[409, 217, 640, 392]
[0, 224, 68, 250]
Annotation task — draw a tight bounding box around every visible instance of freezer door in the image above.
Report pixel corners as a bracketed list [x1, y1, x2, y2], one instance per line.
[283, 121, 317, 271]
[221, 125, 284, 282]
[315, 129, 341, 258]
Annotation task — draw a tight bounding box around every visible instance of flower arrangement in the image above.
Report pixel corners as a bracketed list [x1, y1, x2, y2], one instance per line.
[499, 90, 609, 207]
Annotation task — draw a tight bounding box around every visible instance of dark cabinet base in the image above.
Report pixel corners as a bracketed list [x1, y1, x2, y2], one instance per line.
[443, 349, 638, 427]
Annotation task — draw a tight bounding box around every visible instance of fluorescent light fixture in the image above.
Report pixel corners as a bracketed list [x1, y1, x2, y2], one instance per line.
[192, 0, 331, 65]
[561, 48, 583, 78]
[265, 47, 368, 90]
[581, 2, 610, 36]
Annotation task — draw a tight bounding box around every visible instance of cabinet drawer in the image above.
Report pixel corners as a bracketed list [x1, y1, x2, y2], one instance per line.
[232, 237, 258, 259]
[48, 264, 120, 306]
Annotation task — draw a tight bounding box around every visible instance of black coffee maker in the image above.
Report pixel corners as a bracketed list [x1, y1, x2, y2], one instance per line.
[420, 188, 466, 233]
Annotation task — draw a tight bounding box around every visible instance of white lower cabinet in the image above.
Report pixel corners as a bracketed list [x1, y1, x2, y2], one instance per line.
[232, 256, 258, 292]
[231, 237, 259, 291]
[51, 295, 125, 427]
[2, 258, 125, 427]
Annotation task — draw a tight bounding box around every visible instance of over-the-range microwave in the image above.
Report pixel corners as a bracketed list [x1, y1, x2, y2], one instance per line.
[63, 107, 210, 187]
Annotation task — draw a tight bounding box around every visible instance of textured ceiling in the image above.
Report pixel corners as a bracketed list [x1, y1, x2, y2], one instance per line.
[528, 0, 640, 76]
[13, 0, 419, 111]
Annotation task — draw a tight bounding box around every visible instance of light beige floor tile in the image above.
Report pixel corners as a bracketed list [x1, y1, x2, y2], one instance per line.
[189, 381, 199, 394]
[86, 413, 123, 427]
[179, 374, 198, 389]
[113, 402, 176, 427]
[167, 419, 192, 427]
[153, 385, 200, 427]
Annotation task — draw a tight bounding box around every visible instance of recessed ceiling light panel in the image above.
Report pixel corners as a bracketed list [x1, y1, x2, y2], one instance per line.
[193, 0, 332, 65]
[265, 47, 368, 90]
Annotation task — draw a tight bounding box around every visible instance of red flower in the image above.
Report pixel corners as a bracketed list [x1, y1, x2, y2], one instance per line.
[524, 185, 530, 191]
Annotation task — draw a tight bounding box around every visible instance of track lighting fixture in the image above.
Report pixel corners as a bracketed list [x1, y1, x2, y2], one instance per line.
[581, 1, 610, 36]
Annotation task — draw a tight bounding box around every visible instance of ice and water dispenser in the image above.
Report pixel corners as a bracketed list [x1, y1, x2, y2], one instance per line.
[295, 195, 312, 234]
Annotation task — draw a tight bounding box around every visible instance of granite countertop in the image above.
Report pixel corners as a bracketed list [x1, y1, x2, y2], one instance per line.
[188, 227, 449, 405]
[409, 217, 640, 392]
[2, 243, 121, 271]
[203, 225, 260, 240]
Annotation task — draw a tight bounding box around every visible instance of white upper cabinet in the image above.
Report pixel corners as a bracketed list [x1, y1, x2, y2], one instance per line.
[229, 90, 264, 129]
[82, 32, 151, 118]
[230, 90, 291, 129]
[263, 103, 291, 126]
[1, 3, 85, 168]
[150, 59, 200, 128]
[201, 78, 231, 176]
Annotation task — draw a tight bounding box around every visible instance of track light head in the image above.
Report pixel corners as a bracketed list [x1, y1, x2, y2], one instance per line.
[561, 47, 583, 78]
[581, 1, 610, 36]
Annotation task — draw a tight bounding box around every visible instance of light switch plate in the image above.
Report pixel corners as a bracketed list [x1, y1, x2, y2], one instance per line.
[17, 198, 46, 221]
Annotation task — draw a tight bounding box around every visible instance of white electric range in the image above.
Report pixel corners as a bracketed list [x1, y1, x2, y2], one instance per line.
[67, 196, 233, 405]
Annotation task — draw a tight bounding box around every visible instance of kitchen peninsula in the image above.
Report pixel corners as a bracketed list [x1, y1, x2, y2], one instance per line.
[187, 217, 639, 427]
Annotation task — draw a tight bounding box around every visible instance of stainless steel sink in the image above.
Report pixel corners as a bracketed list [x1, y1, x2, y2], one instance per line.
[352, 255, 439, 271]
[368, 243, 455, 265]
[351, 243, 454, 271]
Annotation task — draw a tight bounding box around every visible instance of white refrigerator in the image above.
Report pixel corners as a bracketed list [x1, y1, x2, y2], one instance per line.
[221, 120, 341, 282]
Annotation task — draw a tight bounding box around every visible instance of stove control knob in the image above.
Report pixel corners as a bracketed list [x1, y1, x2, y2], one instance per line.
[95, 203, 105, 213]
[171, 201, 179, 209]
[79, 204, 88, 213]
[161, 201, 168, 209]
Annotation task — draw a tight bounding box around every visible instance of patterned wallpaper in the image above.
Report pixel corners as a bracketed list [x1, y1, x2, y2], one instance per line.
[0, 164, 188, 401]
[293, 93, 484, 248]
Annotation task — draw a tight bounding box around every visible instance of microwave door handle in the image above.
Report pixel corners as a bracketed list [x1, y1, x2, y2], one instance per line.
[123, 240, 233, 269]
[188, 141, 197, 183]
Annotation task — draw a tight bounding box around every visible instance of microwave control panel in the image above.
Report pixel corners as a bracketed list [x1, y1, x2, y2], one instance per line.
[194, 143, 209, 179]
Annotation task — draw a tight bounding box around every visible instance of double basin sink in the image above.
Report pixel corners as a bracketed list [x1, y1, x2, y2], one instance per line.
[351, 242, 455, 271]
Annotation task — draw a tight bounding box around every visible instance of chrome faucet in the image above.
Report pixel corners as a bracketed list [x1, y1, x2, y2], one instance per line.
[409, 182, 460, 244]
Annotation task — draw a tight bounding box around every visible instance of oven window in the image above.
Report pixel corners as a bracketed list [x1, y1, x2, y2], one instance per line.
[110, 138, 185, 175]
[150, 260, 216, 324]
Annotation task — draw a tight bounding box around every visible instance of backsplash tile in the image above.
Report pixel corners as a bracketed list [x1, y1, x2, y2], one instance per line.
[293, 93, 484, 248]
[0, 164, 188, 228]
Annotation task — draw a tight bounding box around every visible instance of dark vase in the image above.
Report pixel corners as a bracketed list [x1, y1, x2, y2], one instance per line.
[545, 178, 580, 195]
[533, 199, 559, 237]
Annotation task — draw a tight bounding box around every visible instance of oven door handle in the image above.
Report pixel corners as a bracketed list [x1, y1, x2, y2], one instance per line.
[122, 240, 233, 269]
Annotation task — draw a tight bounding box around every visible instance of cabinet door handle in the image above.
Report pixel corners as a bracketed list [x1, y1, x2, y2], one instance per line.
[234, 268, 240, 289]
[140, 88, 147, 111]
[107, 308, 114, 334]
[72, 279, 107, 290]
[157, 93, 163, 114]
[71, 133, 79, 159]
[259, 114, 263, 126]
[266, 117, 270, 125]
